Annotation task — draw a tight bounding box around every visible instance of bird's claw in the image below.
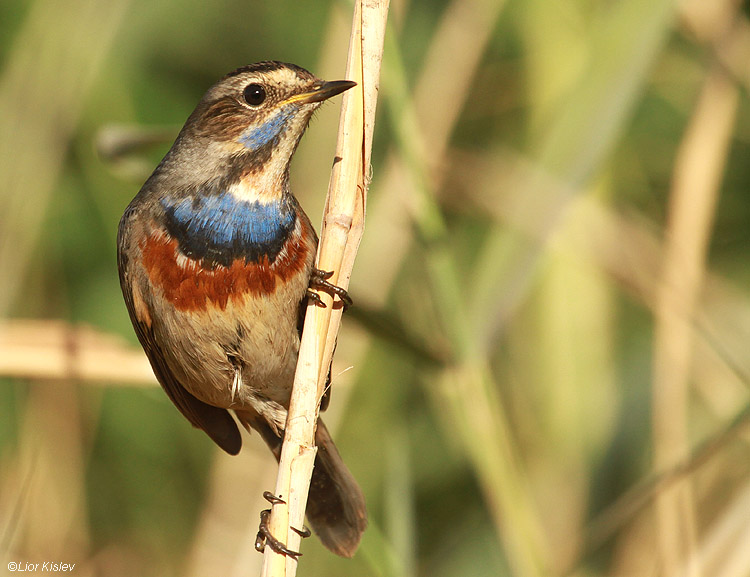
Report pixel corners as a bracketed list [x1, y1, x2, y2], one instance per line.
[262, 490, 286, 506]
[255, 509, 302, 558]
[254, 492, 308, 558]
[308, 268, 353, 310]
[291, 524, 312, 538]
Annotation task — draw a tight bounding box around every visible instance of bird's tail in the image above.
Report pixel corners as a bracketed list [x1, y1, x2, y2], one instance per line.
[235, 411, 367, 557]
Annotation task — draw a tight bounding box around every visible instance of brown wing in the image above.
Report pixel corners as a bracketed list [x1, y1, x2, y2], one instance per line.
[118, 214, 242, 455]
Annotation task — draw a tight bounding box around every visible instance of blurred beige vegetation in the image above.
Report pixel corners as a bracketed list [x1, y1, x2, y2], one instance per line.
[2, 0, 750, 576]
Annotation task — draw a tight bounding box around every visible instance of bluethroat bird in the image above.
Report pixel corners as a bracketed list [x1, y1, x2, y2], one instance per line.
[117, 62, 366, 557]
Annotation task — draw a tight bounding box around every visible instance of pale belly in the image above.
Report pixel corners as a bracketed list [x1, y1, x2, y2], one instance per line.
[154, 276, 305, 409]
[135, 211, 317, 431]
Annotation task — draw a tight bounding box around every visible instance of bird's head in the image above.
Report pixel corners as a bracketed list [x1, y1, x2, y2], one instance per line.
[166, 61, 355, 198]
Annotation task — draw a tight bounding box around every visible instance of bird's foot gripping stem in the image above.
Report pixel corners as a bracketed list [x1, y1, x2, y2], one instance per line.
[255, 491, 310, 559]
[307, 268, 353, 310]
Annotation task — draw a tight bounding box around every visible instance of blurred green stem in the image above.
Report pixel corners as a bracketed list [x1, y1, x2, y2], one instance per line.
[0, 0, 129, 315]
[469, 0, 676, 349]
[383, 27, 552, 577]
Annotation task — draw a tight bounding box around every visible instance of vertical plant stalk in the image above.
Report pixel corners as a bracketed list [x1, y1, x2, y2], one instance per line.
[0, 0, 129, 316]
[260, 1, 388, 576]
[652, 64, 738, 577]
[382, 29, 553, 577]
[0, 0, 128, 565]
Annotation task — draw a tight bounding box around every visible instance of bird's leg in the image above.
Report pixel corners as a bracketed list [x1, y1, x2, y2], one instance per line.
[254, 492, 308, 558]
[256, 510, 302, 558]
[308, 268, 353, 310]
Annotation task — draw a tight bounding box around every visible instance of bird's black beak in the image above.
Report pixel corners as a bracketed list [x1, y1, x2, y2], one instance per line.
[285, 80, 357, 105]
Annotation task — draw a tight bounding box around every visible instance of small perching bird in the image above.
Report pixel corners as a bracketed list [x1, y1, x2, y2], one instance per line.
[117, 62, 366, 557]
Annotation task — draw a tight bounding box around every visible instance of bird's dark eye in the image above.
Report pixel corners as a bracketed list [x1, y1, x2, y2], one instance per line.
[243, 83, 266, 106]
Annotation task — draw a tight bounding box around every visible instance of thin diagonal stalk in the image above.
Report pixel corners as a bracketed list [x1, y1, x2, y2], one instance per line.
[652, 62, 738, 577]
[260, 2, 388, 575]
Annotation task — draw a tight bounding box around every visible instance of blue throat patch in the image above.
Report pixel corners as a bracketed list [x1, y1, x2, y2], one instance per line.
[238, 107, 294, 150]
[161, 191, 296, 267]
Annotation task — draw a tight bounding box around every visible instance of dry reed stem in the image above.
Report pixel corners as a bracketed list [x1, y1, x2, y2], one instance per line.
[652, 62, 738, 577]
[260, 2, 388, 575]
[650, 8, 744, 574]
[450, 148, 750, 570]
[0, 320, 155, 384]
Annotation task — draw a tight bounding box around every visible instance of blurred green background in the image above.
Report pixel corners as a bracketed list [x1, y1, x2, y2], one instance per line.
[2, 0, 750, 576]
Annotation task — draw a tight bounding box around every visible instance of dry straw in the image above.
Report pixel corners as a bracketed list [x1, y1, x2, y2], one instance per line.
[260, 1, 389, 576]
